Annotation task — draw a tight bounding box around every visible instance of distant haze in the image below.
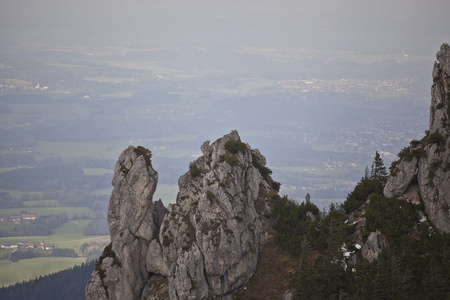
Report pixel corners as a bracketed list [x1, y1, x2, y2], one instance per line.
[0, 0, 449, 204]
[1, 0, 449, 55]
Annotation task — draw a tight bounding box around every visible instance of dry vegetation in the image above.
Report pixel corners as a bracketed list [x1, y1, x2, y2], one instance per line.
[234, 230, 300, 300]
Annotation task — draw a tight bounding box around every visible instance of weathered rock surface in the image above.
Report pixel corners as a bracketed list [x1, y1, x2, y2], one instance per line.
[86, 131, 276, 299]
[346, 199, 388, 266]
[383, 156, 418, 199]
[397, 184, 421, 205]
[360, 230, 387, 263]
[384, 43, 450, 233]
[85, 146, 166, 300]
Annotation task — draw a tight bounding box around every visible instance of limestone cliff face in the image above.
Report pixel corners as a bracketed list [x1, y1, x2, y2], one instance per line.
[85, 146, 167, 300]
[384, 43, 450, 233]
[86, 131, 275, 299]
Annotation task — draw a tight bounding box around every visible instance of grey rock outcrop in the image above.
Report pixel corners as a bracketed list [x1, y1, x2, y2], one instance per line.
[85, 146, 167, 300]
[86, 131, 276, 299]
[397, 184, 421, 205]
[383, 156, 418, 199]
[346, 199, 388, 266]
[384, 43, 450, 233]
[282, 289, 295, 300]
[360, 230, 387, 263]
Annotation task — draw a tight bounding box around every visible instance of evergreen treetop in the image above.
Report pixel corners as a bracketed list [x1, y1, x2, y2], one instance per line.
[370, 151, 388, 182]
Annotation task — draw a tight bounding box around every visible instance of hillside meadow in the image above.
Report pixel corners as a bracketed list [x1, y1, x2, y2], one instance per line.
[0, 209, 109, 287]
[0, 257, 86, 287]
[0, 219, 107, 254]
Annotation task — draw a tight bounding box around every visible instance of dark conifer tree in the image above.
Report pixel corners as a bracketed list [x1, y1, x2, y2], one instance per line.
[370, 151, 388, 183]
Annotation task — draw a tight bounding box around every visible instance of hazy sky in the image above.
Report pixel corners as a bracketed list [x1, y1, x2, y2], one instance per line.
[0, 0, 448, 202]
[1, 0, 449, 55]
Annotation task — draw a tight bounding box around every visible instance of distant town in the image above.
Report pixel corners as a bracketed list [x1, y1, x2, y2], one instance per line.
[0, 214, 55, 251]
[1, 214, 36, 224]
[1, 241, 54, 251]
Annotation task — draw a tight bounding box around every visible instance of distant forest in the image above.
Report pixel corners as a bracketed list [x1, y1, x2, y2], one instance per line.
[0, 165, 110, 209]
[0, 213, 68, 237]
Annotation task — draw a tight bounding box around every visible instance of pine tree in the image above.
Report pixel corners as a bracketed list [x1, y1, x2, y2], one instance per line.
[295, 236, 317, 299]
[370, 151, 388, 182]
[373, 252, 391, 299]
[421, 255, 450, 299]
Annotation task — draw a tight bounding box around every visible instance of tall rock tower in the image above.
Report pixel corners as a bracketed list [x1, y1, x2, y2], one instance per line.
[384, 43, 450, 233]
[86, 131, 277, 299]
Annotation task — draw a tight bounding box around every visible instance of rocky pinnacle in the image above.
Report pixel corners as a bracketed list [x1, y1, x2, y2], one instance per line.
[384, 43, 450, 233]
[86, 131, 276, 299]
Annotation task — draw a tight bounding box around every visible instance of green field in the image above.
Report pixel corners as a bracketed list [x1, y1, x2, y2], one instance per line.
[0, 257, 86, 287]
[0, 217, 109, 287]
[8, 102, 92, 120]
[0, 220, 106, 254]
[0, 207, 93, 219]
[0, 189, 43, 199]
[23, 200, 59, 207]
[35, 141, 123, 160]
[0, 248, 12, 259]
[90, 188, 113, 196]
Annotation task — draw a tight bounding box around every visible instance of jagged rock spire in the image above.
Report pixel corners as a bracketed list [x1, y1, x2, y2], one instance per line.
[384, 43, 450, 233]
[85, 146, 167, 300]
[86, 131, 277, 299]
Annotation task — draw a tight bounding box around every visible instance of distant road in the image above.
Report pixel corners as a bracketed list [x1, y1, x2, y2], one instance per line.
[71, 220, 86, 226]
[52, 236, 109, 244]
